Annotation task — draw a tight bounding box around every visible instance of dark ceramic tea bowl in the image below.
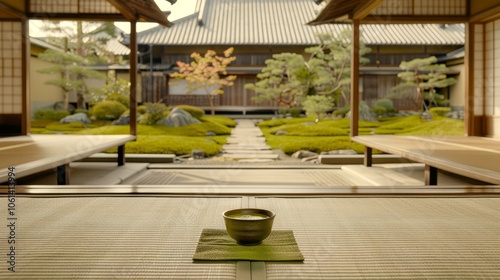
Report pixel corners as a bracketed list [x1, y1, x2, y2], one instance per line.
[223, 208, 275, 245]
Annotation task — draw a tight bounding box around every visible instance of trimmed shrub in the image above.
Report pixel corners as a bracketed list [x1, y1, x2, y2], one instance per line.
[106, 93, 130, 107]
[34, 109, 70, 121]
[143, 102, 168, 125]
[74, 109, 90, 116]
[289, 107, 302, 118]
[90, 100, 127, 121]
[175, 105, 205, 119]
[137, 105, 147, 114]
[370, 106, 387, 116]
[333, 106, 350, 117]
[374, 98, 394, 112]
[429, 107, 451, 117]
[277, 108, 288, 115]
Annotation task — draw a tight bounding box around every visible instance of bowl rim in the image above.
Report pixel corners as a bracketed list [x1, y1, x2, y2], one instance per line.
[223, 208, 275, 220]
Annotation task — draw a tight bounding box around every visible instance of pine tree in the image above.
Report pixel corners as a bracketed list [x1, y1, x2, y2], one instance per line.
[305, 30, 370, 105]
[38, 49, 105, 110]
[37, 21, 118, 109]
[245, 30, 370, 109]
[245, 53, 309, 108]
[391, 56, 456, 113]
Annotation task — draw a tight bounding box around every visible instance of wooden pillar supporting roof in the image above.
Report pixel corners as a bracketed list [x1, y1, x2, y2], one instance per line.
[0, 0, 171, 137]
[129, 20, 137, 136]
[350, 19, 360, 137]
[309, 0, 500, 138]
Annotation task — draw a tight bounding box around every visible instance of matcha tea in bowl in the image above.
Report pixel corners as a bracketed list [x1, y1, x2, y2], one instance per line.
[223, 208, 275, 245]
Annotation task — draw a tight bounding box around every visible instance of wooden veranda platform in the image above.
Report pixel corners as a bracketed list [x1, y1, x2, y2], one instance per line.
[353, 135, 500, 185]
[0, 134, 135, 185]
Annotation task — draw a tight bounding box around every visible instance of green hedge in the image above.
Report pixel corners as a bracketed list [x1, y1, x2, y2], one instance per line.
[91, 100, 128, 121]
[34, 109, 70, 121]
[374, 98, 394, 112]
[429, 107, 451, 117]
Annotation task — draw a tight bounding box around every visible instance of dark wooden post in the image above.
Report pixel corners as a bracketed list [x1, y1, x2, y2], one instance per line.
[350, 19, 360, 137]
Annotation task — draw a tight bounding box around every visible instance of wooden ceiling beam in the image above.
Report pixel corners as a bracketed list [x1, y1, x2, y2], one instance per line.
[0, 1, 25, 18]
[106, 0, 137, 21]
[469, 5, 500, 22]
[353, 0, 384, 20]
[361, 15, 469, 24]
[27, 12, 128, 21]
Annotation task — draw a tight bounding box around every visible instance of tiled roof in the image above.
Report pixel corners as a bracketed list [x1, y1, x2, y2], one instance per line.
[137, 0, 464, 46]
[94, 26, 130, 56]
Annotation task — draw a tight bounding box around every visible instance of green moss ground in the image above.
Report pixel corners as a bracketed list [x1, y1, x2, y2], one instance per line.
[30, 117, 233, 156]
[30, 114, 464, 156]
[259, 115, 464, 155]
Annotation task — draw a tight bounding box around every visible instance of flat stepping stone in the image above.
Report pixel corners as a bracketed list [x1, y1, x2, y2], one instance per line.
[226, 138, 266, 144]
[222, 149, 275, 154]
[219, 154, 279, 160]
[231, 133, 264, 137]
[237, 159, 276, 163]
[228, 134, 266, 141]
[222, 145, 271, 150]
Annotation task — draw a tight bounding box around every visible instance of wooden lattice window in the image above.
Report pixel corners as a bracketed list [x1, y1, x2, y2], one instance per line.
[372, 0, 467, 16]
[372, 0, 413, 15]
[0, 22, 23, 114]
[30, 0, 118, 14]
[414, 0, 467, 15]
[79, 0, 117, 13]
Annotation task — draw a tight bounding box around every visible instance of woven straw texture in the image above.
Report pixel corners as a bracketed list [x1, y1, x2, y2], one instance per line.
[0, 197, 241, 279]
[193, 229, 304, 261]
[257, 197, 500, 279]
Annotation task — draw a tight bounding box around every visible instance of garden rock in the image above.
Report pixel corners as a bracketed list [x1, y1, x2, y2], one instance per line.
[346, 102, 377, 122]
[292, 150, 318, 159]
[321, 149, 358, 155]
[112, 114, 130, 125]
[445, 110, 464, 120]
[157, 108, 201, 127]
[340, 149, 358, 155]
[191, 149, 205, 159]
[60, 113, 91, 124]
[301, 155, 319, 162]
[421, 111, 433, 120]
[275, 130, 288, 135]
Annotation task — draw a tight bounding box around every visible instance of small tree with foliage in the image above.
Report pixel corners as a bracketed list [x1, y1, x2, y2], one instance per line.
[170, 48, 237, 116]
[302, 95, 335, 121]
[306, 30, 371, 105]
[87, 72, 130, 106]
[245, 30, 370, 110]
[245, 53, 309, 108]
[38, 49, 105, 110]
[391, 56, 456, 113]
[37, 21, 119, 109]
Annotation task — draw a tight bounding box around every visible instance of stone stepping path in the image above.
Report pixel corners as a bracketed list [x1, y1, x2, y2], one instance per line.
[217, 119, 279, 162]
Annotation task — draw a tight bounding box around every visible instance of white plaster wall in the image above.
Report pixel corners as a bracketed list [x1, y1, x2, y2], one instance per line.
[449, 64, 465, 108]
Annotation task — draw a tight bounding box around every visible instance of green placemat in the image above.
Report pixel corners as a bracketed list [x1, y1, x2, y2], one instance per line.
[193, 229, 304, 261]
